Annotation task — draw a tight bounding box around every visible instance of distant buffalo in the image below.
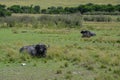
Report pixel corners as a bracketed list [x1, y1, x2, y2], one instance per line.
[81, 30, 96, 38]
[19, 44, 48, 57]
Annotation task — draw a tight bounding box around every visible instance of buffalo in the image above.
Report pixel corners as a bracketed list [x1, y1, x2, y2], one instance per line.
[19, 44, 48, 57]
[81, 30, 96, 38]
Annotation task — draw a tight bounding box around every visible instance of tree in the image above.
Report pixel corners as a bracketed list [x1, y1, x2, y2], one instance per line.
[47, 6, 57, 14]
[8, 5, 22, 13]
[34, 5, 40, 13]
[0, 5, 11, 17]
[41, 9, 47, 14]
[21, 6, 32, 13]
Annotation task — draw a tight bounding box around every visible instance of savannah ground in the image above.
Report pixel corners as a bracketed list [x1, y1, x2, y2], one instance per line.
[0, 21, 120, 80]
[0, 0, 120, 80]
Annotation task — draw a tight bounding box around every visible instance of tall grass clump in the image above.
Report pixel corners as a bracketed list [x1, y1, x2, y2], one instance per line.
[116, 17, 120, 22]
[94, 74, 115, 80]
[83, 15, 112, 22]
[47, 45, 81, 63]
[84, 11, 120, 15]
[0, 16, 36, 27]
[0, 43, 33, 63]
[47, 46, 67, 60]
[37, 13, 82, 28]
[0, 47, 19, 63]
[0, 13, 82, 28]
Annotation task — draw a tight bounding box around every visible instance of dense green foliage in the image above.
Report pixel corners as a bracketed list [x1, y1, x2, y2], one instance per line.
[0, 4, 11, 17]
[6, 3, 120, 14]
[0, 3, 120, 15]
[7, 5, 40, 13]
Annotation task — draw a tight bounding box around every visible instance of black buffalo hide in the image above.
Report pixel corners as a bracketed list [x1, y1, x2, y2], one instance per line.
[81, 30, 96, 38]
[19, 44, 47, 57]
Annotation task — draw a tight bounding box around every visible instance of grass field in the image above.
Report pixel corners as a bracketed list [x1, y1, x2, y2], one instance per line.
[0, 0, 120, 8]
[0, 22, 120, 80]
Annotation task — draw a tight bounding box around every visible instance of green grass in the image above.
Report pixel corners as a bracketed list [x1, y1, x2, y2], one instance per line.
[0, 0, 120, 8]
[0, 22, 120, 80]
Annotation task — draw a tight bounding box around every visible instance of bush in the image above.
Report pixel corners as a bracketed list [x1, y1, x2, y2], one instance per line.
[7, 5, 22, 13]
[0, 4, 11, 17]
[33, 5, 40, 13]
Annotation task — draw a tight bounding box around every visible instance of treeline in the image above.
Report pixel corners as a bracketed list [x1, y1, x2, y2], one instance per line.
[0, 4, 11, 17]
[0, 3, 120, 17]
[7, 5, 40, 13]
[0, 4, 40, 17]
[44, 3, 120, 14]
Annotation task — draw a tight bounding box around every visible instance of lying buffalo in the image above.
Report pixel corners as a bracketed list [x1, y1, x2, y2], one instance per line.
[81, 30, 96, 38]
[19, 44, 48, 57]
